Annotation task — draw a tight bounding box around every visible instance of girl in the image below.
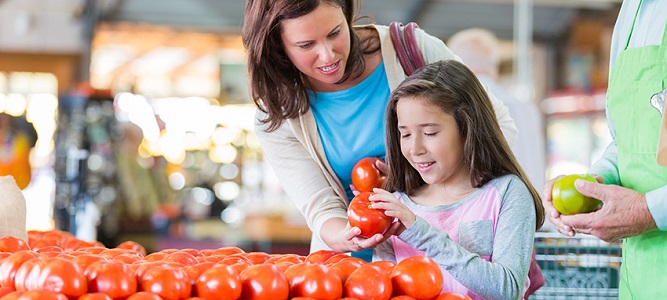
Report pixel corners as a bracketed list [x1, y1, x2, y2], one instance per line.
[371, 60, 545, 300]
[242, 0, 517, 259]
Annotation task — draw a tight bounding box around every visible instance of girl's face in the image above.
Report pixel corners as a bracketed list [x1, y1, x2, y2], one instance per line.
[397, 97, 469, 186]
[280, 3, 351, 92]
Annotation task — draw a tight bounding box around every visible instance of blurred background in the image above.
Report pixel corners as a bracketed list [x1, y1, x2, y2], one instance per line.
[0, 0, 621, 297]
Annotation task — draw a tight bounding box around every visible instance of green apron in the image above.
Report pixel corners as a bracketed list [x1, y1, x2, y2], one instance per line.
[606, 2, 667, 298]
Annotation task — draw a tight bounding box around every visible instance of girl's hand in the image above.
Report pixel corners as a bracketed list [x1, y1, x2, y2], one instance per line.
[369, 188, 416, 233]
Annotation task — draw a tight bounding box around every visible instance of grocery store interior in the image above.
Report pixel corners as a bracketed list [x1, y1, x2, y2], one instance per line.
[1, 0, 624, 298]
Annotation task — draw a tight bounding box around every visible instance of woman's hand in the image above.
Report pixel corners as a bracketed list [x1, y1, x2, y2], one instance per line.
[369, 188, 415, 235]
[321, 218, 391, 253]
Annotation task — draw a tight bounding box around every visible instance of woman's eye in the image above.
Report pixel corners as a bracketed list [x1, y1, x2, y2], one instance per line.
[329, 29, 340, 38]
[299, 43, 313, 49]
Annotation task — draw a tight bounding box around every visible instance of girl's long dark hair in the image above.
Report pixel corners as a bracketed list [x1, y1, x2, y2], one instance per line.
[243, 0, 377, 131]
[384, 60, 544, 230]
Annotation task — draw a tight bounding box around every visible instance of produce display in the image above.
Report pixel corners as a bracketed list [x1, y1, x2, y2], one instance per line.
[0, 230, 472, 300]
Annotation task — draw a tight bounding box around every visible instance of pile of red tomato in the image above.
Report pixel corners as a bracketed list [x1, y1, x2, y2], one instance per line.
[0, 230, 471, 300]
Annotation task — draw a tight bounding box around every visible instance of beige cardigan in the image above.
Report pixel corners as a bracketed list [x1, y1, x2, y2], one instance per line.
[0, 176, 28, 242]
[254, 24, 518, 252]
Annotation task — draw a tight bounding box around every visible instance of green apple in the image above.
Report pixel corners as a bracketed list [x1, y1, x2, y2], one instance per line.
[552, 174, 601, 215]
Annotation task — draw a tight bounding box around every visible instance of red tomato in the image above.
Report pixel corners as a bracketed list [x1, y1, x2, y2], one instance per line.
[134, 261, 184, 284]
[0, 252, 11, 261]
[390, 256, 443, 300]
[194, 265, 241, 300]
[116, 241, 147, 257]
[390, 296, 417, 300]
[0, 236, 30, 253]
[142, 252, 167, 262]
[162, 251, 199, 266]
[184, 262, 214, 286]
[34, 246, 63, 255]
[75, 247, 107, 255]
[77, 293, 113, 300]
[38, 258, 88, 299]
[140, 266, 191, 300]
[73, 254, 109, 274]
[114, 254, 142, 265]
[0, 291, 21, 300]
[290, 264, 343, 300]
[434, 292, 473, 300]
[217, 254, 252, 266]
[239, 264, 289, 300]
[0, 286, 14, 297]
[85, 261, 137, 299]
[305, 250, 339, 265]
[98, 248, 131, 259]
[0, 250, 41, 289]
[210, 247, 244, 257]
[243, 252, 271, 265]
[13, 290, 68, 300]
[347, 192, 393, 238]
[13, 257, 51, 292]
[323, 253, 350, 266]
[283, 263, 307, 285]
[351, 157, 386, 193]
[329, 257, 368, 285]
[344, 263, 393, 300]
[125, 292, 163, 300]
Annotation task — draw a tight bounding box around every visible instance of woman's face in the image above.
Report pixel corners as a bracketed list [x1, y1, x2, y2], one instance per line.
[397, 97, 469, 187]
[280, 3, 350, 92]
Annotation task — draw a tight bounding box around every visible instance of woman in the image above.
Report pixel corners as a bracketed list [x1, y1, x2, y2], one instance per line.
[242, 0, 517, 258]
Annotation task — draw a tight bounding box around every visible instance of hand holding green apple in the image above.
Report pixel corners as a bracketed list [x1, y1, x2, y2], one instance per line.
[551, 174, 602, 215]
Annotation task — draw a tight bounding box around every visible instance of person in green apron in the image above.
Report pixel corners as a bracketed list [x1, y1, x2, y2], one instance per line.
[542, 0, 667, 298]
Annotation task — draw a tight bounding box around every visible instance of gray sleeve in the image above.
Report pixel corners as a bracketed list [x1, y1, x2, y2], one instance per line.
[398, 177, 536, 300]
[372, 238, 398, 263]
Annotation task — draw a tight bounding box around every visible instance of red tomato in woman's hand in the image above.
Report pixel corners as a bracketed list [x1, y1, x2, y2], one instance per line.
[348, 192, 393, 238]
[351, 157, 386, 193]
[390, 256, 443, 300]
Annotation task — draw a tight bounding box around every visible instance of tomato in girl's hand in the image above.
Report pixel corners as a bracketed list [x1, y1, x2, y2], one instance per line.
[347, 192, 393, 238]
[552, 174, 601, 215]
[351, 157, 386, 193]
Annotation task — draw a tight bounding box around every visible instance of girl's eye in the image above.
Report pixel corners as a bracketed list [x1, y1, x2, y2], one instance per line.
[400, 133, 411, 139]
[299, 43, 313, 49]
[425, 132, 438, 137]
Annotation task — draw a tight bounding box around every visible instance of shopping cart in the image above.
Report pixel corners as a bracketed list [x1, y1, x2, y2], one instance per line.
[529, 232, 622, 299]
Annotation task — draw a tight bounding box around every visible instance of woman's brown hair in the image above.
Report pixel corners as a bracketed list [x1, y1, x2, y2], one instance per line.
[243, 0, 375, 131]
[384, 60, 545, 230]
